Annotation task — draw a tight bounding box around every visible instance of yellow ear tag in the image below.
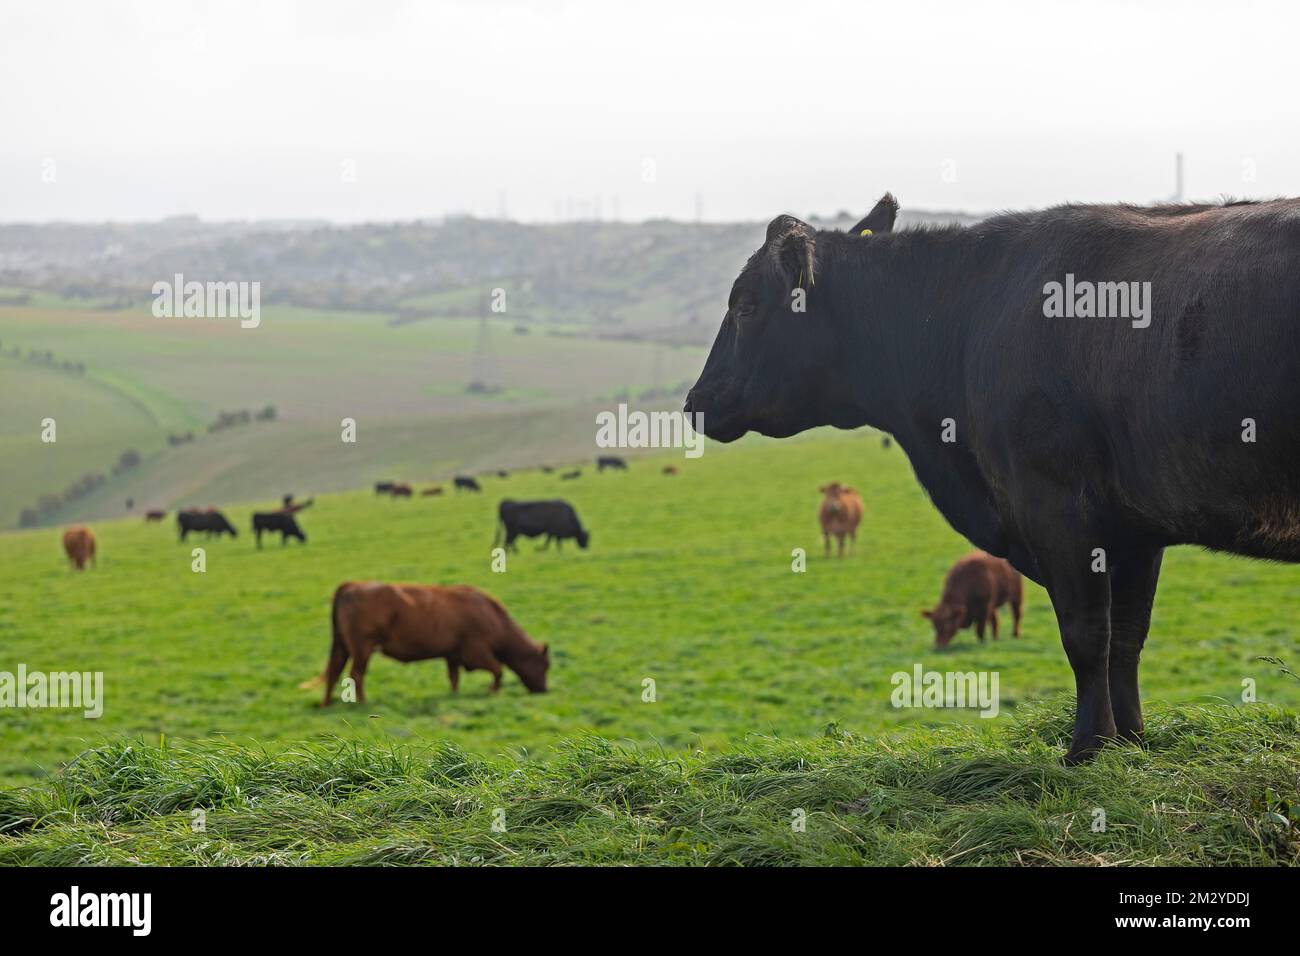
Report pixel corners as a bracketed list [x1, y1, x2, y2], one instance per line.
[859, 229, 873, 237]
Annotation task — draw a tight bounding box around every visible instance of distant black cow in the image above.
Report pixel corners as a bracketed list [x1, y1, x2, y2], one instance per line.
[494, 499, 590, 552]
[560, 470, 581, 480]
[496, 470, 509, 478]
[685, 191, 1300, 764]
[177, 509, 237, 541]
[253, 511, 307, 548]
[375, 482, 395, 495]
[597, 455, 627, 471]
[454, 476, 482, 493]
[540, 466, 554, 474]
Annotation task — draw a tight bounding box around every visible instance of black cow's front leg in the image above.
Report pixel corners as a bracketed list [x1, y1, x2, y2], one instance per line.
[1108, 547, 1163, 743]
[1036, 541, 1115, 764]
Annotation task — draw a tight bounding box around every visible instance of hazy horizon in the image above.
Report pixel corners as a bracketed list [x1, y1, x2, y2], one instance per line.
[4, 0, 1299, 224]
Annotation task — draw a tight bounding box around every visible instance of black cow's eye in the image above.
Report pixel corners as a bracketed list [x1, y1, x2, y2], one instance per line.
[733, 301, 755, 319]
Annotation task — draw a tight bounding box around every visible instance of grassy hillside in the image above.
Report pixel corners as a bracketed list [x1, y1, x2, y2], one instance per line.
[0, 302, 704, 529]
[2, 430, 1297, 792]
[2, 703, 1297, 865]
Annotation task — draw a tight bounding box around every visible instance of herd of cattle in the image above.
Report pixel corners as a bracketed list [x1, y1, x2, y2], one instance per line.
[59, 446, 1022, 705]
[171, 495, 313, 547]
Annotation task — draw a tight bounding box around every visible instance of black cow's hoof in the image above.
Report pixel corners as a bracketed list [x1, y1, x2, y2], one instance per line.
[1061, 746, 1100, 766]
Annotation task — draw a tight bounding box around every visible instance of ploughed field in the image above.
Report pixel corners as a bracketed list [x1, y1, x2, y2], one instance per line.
[1, 430, 1298, 863]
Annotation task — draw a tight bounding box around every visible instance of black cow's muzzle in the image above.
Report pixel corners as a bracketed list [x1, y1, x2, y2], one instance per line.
[684, 385, 747, 443]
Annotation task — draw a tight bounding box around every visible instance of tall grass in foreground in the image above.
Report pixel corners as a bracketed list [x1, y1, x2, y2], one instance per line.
[2, 700, 1296, 866]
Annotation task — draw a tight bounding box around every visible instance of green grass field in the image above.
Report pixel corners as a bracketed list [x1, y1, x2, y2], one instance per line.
[5, 703, 1298, 865]
[3, 426, 1298, 820]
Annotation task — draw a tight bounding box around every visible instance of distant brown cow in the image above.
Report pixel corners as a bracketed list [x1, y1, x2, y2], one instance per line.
[923, 552, 1024, 648]
[62, 526, 96, 570]
[818, 482, 863, 557]
[421, 486, 444, 497]
[662, 465, 679, 475]
[144, 510, 166, 522]
[390, 483, 413, 498]
[301, 582, 550, 704]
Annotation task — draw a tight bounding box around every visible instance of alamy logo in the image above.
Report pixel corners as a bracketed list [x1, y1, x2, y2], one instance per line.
[890, 665, 1000, 717]
[595, 403, 705, 458]
[0, 665, 103, 718]
[152, 273, 261, 328]
[1042, 273, 1151, 328]
[50, 886, 151, 936]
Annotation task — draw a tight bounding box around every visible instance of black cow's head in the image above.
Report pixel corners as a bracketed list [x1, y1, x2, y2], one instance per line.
[576, 528, 590, 549]
[685, 194, 898, 442]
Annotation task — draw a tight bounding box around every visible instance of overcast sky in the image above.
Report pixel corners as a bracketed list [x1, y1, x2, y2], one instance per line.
[3, 0, 1298, 223]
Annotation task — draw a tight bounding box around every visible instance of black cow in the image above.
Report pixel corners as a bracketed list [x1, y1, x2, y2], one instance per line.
[177, 509, 237, 541]
[253, 511, 307, 548]
[686, 192, 1300, 764]
[454, 476, 482, 493]
[375, 482, 395, 495]
[493, 499, 590, 552]
[560, 469, 581, 480]
[597, 455, 627, 471]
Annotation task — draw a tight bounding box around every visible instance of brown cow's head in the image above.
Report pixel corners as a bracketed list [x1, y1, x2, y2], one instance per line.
[921, 604, 967, 649]
[685, 195, 898, 442]
[820, 482, 846, 512]
[513, 642, 551, 693]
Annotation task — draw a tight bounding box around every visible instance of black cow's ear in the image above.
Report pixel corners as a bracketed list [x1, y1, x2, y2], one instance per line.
[767, 215, 817, 289]
[850, 193, 899, 235]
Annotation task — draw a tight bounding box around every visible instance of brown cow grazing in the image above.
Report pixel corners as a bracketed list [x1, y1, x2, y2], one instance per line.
[818, 482, 863, 557]
[421, 486, 444, 497]
[662, 465, 679, 475]
[62, 527, 96, 570]
[923, 552, 1024, 648]
[390, 483, 413, 498]
[144, 510, 166, 522]
[302, 582, 550, 705]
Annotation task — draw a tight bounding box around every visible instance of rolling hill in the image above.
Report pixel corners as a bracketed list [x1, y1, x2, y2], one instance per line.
[2, 429, 1296, 790]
